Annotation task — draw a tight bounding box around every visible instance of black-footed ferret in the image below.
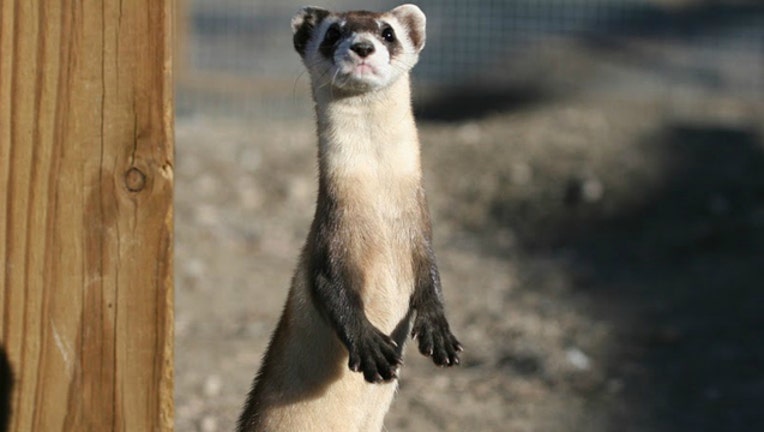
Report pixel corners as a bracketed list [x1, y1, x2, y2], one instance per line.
[237, 4, 462, 431]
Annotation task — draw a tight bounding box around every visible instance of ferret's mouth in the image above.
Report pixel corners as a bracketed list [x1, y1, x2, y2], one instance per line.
[353, 62, 375, 75]
[329, 57, 391, 92]
[337, 60, 381, 83]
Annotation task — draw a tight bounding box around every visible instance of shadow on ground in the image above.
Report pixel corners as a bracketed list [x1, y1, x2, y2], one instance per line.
[489, 122, 764, 430]
[414, 84, 550, 122]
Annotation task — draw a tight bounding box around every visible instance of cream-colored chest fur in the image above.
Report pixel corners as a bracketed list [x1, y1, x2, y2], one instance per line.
[316, 76, 422, 332]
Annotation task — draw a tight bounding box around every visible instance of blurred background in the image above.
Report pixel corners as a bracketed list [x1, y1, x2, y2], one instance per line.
[174, 1, 764, 431]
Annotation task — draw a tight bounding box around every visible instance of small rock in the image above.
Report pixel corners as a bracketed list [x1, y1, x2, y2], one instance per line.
[199, 415, 218, 432]
[203, 375, 223, 398]
[565, 177, 604, 206]
[184, 258, 207, 279]
[581, 178, 604, 203]
[565, 348, 591, 371]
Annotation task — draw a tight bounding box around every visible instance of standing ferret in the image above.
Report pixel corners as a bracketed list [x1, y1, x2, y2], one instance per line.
[237, 4, 462, 431]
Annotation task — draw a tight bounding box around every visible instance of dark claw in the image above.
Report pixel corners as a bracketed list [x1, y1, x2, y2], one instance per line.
[380, 363, 398, 381]
[364, 368, 382, 383]
[349, 352, 361, 372]
[412, 311, 462, 368]
[347, 326, 402, 383]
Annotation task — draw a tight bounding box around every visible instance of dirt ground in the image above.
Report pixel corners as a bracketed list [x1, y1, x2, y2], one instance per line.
[174, 29, 764, 432]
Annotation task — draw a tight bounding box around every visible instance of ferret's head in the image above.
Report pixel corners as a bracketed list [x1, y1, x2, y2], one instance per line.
[291, 4, 426, 94]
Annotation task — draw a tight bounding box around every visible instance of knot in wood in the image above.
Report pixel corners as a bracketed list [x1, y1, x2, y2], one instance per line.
[125, 167, 147, 192]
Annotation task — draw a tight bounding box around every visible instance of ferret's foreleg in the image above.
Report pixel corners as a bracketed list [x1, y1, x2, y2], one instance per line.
[310, 250, 403, 383]
[410, 237, 463, 366]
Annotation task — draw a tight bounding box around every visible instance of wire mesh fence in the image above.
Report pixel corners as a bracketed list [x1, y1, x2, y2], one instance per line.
[176, 0, 764, 120]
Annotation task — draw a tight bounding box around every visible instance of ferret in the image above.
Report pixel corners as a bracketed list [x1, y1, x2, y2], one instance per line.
[237, 4, 462, 431]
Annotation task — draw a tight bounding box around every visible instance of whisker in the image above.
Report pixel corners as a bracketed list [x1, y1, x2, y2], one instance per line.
[330, 69, 342, 98]
[315, 66, 337, 91]
[292, 69, 310, 100]
[391, 58, 416, 70]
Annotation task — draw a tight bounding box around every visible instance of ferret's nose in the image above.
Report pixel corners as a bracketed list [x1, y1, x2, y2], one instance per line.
[350, 41, 375, 58]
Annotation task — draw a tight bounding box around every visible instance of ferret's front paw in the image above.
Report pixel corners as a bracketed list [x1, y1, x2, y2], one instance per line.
[347, 327, 403, 383]
[411, 311, 463, 367]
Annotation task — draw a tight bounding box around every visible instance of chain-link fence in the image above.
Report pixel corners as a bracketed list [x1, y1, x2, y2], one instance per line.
[177, 0, 764, 119]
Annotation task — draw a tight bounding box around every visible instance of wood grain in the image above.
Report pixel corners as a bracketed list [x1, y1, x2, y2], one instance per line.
[0, 1, 174, 430]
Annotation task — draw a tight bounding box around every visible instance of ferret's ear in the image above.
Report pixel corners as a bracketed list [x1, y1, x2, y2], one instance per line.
[391, 4, 426, 53]
[291, 6, 331, 56]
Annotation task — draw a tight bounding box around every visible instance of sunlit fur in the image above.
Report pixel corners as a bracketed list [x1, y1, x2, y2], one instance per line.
[238, 5, 431, 432]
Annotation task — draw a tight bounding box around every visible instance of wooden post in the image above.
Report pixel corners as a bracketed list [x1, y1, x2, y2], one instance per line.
[0, 0, 174, 431]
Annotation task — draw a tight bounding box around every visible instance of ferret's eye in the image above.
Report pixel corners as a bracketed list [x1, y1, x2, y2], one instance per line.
[382, 26, 396, 43]
[324, 25, 341, 44]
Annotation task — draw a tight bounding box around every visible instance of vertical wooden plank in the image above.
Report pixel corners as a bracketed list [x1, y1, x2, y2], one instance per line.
[0, 0, 174, 431]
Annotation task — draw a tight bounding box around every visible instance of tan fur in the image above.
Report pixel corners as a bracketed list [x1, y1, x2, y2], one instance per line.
[316, 76, 422, 331]
[248, 76, 421, 432]
[238, 6, 432, 431]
